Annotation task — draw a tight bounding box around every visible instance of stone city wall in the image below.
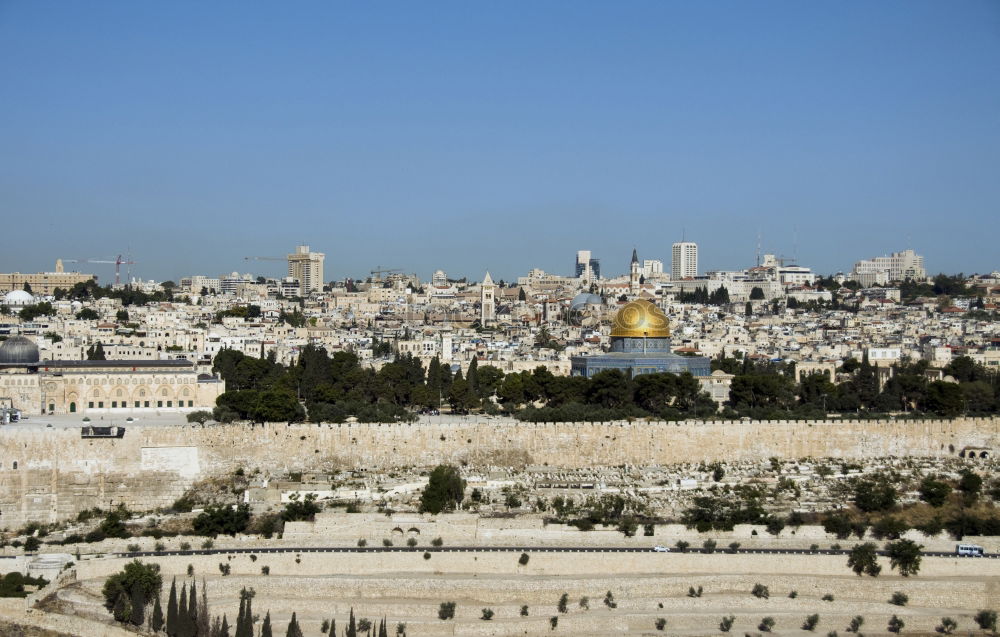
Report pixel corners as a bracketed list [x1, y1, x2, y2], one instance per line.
[0, 417, 996, 527]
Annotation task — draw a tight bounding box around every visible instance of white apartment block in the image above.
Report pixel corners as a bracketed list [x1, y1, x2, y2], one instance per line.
[671, 242, 698, 280]
[287, 245, 325, 295]
[851, 249, 926, 286]
[642, 259, 664, 278]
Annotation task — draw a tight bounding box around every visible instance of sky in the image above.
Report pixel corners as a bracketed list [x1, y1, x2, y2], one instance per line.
[1, 1, 999, 284]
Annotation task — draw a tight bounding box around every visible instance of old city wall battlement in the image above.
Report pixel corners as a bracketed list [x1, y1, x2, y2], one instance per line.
[0, 417, 996, 527]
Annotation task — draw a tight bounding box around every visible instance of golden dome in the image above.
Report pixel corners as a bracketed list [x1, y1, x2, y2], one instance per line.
[610, 299, 671, 338]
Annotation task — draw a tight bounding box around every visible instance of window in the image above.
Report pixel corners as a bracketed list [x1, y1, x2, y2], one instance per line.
[188, 400, 193, 407]
[144, 401, 150, 408]
[88, 402, 94, 409]
[157, 401, 163, 408]
[98, 401, 104, 408]
[167, 401, 173, 407]
[134, 401, 139, 408]
[112, 401, 117, 408]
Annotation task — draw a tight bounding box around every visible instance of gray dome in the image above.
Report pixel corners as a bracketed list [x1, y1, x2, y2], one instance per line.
[570, 292, 602, 308]
[0, 336, 40, 365]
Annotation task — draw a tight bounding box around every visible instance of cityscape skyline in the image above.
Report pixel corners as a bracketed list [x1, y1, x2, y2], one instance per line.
[3, 2, 998, 282]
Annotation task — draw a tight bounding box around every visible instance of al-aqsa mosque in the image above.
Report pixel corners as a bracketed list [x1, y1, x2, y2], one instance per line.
[570, 299, 711, 378]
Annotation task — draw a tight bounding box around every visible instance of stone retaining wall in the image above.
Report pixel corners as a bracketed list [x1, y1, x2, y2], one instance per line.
[0, 417, 995, 527]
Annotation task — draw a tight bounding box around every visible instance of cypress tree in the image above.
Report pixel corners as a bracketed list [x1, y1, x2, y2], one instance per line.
[130, 582, 146, 627]
[178, 583, 189, 637]
[198, 578, 210, 637]
[426, 355, 442, 401]
[261, 611, 273, 637]
[235, 596, 246, 637]
[210, 616, 221, 637]
[856, 350, 879, 407]
[244, 590, 254, 637]
[220, 614, 229, 637]
[328, 618, 336, 637]
[466, 357, 479, 396]
[189, 579, 198, 634]
[286, 612, 303, 637]
[167, 578, 179, 637]
[347, 608, 357, 637]
[151, 594, 165, 633]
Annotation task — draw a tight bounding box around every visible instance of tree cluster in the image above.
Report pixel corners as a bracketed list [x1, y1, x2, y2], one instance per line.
[678, 285, 730, 305]
[714, 353, 1000, 419]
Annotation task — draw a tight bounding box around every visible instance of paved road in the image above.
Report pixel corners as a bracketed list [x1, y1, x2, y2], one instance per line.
[111, 546, 997, 559]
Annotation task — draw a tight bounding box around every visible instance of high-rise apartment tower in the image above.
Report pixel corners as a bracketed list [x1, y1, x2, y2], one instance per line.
[671, 242, 698, 280]
[286, 245, 325, 296]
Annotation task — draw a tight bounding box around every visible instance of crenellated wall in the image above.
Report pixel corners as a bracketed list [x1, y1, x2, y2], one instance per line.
[0, 417, 996, 528]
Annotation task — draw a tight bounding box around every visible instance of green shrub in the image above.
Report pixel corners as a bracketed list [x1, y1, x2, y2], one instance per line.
[973, 610, 997, 632]
[557, 593, 569, 613]
[847, 616, 864, 633]
[101, 560, 161, 612]
[889, 592, 908, 606]
[603, 590, 617, 609]
[752, 583, 770, 599]
[936, 616, 957, 634]
[438, 601, 456, 620]
[888, 615, 904, 634]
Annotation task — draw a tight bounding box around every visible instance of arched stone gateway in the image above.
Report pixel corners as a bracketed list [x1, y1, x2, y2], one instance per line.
[795, 361, 838, 384]
[960, 446, 991, 460]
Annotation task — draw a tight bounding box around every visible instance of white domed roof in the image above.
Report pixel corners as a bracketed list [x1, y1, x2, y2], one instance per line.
[3, 290, 34, 306]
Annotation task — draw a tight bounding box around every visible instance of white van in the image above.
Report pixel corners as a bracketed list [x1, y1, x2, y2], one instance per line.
[956, 544, 984, 557]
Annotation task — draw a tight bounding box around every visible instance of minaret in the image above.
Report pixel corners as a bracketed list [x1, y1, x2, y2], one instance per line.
[629, 248, 641, 295]
[481, 271, 496, 326]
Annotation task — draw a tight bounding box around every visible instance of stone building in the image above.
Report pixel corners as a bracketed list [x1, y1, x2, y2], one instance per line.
[0, 260, 95, 295]
[0, 335, 224, 416]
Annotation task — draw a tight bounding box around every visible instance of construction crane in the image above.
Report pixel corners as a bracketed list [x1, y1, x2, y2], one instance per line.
[370, 265, 402, 282]
[63, 255, 136, 286]
[244, 256, 286, 261]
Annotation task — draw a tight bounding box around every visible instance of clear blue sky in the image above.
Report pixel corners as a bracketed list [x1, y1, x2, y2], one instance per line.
[2, 1, 998, 284]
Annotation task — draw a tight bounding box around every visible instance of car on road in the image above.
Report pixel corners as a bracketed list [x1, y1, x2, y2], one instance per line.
[653, 545, 669, 552]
